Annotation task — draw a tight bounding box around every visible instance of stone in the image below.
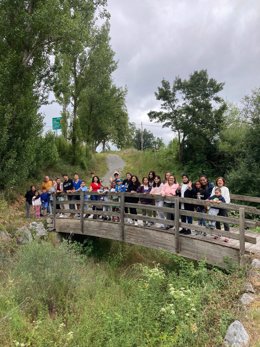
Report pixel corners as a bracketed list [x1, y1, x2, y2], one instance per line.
[224, 320, 250, 347]
[251, 259, 260, 269]
[240, 293, 255, 306]
[0, 230, 12, 242]
[15, 226, 33, 245]
[29, 222, 47, 238]
[244, 282, 255, 294]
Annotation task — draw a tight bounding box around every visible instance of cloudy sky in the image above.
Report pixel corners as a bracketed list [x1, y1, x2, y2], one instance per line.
[43, 0, 260, 142]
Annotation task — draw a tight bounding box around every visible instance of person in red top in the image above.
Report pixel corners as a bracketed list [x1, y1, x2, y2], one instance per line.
[89, 176, 102, 218]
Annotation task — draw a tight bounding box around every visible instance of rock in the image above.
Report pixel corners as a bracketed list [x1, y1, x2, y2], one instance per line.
[251, 259, 260, 269]
[224, 320, 250, 347]
[29, 222, 47, 238]
[244, 282, 255, 294]
[0, 230, 12, 242]
[15, 226, 33, 244]
[240, 293, 255, 305]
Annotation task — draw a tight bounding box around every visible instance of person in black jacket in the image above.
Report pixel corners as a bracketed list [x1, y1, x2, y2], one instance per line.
[127, 175, 141, 225]
[25, 185, 36, 218]
[63, 174, 74, 213]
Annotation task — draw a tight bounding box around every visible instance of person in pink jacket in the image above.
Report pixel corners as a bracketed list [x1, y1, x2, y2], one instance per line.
[161, 175, 180, 229]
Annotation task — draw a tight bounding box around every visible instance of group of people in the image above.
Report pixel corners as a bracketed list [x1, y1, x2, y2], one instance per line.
[25, 170, 230, 238]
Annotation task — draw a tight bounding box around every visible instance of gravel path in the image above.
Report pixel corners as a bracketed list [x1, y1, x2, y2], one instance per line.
[102, 154, 125, 186]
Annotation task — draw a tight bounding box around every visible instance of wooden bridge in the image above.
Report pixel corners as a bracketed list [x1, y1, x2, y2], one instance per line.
[52, 192, 260, 268]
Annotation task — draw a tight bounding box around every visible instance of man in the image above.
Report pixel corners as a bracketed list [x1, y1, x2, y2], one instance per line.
[63, 174, 74, 216]
[41, 176, 53, 191]
[24, 185, 36, 218]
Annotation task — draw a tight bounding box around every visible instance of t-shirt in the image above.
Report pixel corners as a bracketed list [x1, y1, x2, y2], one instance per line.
[73, 179, 82, 191]
[90, 182, 101, 192]
[41, 180, 53, 191]
[63, 179, 74, 192]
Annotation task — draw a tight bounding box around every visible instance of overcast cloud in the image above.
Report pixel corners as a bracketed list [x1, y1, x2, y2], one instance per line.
[43, 0, 260, 143]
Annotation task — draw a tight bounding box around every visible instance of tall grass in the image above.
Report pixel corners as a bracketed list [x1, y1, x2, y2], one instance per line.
[0, 240, 245, 347]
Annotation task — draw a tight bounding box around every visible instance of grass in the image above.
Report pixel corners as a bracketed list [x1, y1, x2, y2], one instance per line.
[0, 239, 248, 347]
[120, 148, 182, 181]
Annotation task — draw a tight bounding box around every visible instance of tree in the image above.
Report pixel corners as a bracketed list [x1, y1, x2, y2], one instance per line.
[132, 127, 164, 151]
[0, 0, 68, 187]
[227, 89, 260, 195]
[148, 70, 227, 167]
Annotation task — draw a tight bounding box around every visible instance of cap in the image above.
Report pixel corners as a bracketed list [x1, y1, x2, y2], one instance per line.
[114, 171, 119, 175]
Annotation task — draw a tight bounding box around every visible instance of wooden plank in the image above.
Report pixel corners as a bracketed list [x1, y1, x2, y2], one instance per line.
[120, 192, 125, 241]
[174, 197, 180, 253]
[231, 194, 260, 204]
[85, 200, 120, 207]
[125, 213, 175, 227]
[239, 207, 245, 260]
[180, 222, 256, 244]
[125, 202, 173, 213]
[53, 193, 57, 230]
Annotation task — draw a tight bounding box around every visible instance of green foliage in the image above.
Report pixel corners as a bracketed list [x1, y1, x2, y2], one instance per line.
[0, 241, 244, 347]
[131, 125, 164, 151]
[148, 70, 227, 169]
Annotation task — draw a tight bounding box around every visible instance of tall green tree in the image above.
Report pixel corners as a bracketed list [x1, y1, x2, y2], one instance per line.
[0, 0, 67, 187]
[148, 70, 227, 169]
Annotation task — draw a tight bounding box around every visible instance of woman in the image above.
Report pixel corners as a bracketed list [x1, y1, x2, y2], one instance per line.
[148, 171, 156, 188]
[161, 175, 180, 229]
[123, 172, 132, 215]
[163, 171, 172, 184]
[89, 175, 102, 219]
[210, 177, 230, 231]
[127, 175, 141, 225]
[177, 174, 195, 235]
[150, 175, 165, 228]
[138, 177, 152, 226]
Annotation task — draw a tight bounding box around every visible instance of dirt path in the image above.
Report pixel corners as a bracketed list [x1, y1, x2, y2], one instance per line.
[102, 154, 125, 186]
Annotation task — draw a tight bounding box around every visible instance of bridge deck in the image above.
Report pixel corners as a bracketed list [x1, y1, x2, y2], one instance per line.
[54, 218, 259, 268]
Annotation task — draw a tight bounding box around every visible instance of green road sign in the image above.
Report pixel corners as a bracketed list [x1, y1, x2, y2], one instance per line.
[52, 117, 62, 130]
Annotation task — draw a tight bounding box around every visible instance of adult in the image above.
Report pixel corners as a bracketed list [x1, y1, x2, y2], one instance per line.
[163, 171, 171, 184]
[137, 177, 152, 226]
[123, 172, 132, 216]
[161, 175, 180, 229]
[24, 185, 36, 218]
[63, 174, 74, 214]
[41, 176, 53, 191]
[178, 174, 195, 235]
[89, 175, 102, 219]
[148, 171, 156, 188]
[211, 177, 230, 231]
[199, 175, 214, 200]
[150, 175, 165, 228]
[73, 173, 82, 215]
[127, 175, 141, 225]
[54, 178, 64, 217]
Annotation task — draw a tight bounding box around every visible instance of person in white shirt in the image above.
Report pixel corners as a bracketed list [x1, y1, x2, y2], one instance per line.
[210, 177, 230, 231]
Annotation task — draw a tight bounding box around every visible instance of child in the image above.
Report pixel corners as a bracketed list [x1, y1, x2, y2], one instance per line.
[40, 188, 50, 216]
[207, 187, 226, 229]
[32, 191, 41, 218]
[150, 175, 164, 228]
[79, 181, 89, 218]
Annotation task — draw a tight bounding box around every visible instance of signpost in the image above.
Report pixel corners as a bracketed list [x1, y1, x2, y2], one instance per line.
[52, 117, 62, 131]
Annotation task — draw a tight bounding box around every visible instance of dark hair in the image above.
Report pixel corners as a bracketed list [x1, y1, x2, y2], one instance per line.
[153, 175, 161, 187]
[142, 176, 148, 184]
[148, 171, 156, 180]
[215, 177, 226, 186]
[182, 174, 189, 180]
[132, 175, 140, 185]
[63, 174, 68, 177]
[215, 187, 222, 193]
[126, 172, 132, 178]
[92, 175, 100, 183]
[74, 172, 78, 175]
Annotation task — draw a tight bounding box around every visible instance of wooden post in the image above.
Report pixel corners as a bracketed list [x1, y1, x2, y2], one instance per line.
[80, 191, 84, 234]
[174, 197, 180, 253]
[239, 207, 245, 263]
[53, 193, 57, 230]
[120, 192, 125, 241]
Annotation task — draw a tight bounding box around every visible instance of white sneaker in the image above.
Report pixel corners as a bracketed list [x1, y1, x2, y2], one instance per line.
[88, 214, 94, 219]
[134, 221, 138, 226]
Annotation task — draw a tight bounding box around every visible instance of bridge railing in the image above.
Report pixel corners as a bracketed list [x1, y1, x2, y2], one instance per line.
[53, 191, 259, 259]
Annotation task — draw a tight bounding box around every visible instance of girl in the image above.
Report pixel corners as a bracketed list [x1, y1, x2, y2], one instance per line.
[163, 171, 172, 184]
[161, 175, 180, 229]
[127, 175, 141, 225]
[148, 171, 156, 188]
[150, 175, 165, 228]
[32, 191, 41, 218]
[138, 177, 152, 226]
[89, 176, 102, 219]
[178, 174, 195, 235]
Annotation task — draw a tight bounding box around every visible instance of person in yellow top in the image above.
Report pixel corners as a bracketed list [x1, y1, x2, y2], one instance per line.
[41, 176, 53, 191]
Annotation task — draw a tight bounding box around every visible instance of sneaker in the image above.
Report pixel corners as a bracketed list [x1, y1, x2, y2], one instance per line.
[88, 214, 94, 219]
[134, 221, 138, 226]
